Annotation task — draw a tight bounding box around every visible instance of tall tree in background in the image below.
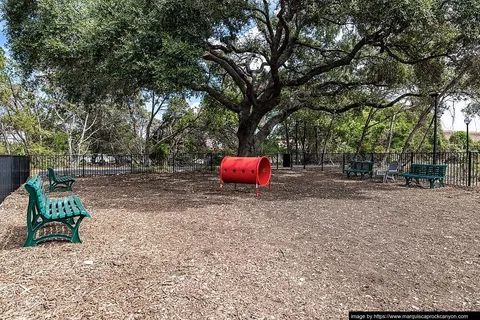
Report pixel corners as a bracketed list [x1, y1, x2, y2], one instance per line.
[3, 0, 480, 155]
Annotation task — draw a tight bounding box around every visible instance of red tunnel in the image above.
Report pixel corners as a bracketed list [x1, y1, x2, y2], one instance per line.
[220, 156, 272, 186]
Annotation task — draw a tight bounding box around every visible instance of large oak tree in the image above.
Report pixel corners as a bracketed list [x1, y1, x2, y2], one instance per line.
[4, 0, 480, 155]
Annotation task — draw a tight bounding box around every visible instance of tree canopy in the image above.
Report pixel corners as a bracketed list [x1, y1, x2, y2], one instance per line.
[3, 0, 480, 155]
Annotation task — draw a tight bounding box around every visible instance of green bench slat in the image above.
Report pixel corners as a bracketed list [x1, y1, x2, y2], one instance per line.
[344, 161, 374, 178]
[47, 167, 75, 192]
[52, 198, 67, 219]
[400, 164, 447, 188]
[402, 174, 443, 180]
[63, 197, 75, 218]
[49, 196, 88, 220]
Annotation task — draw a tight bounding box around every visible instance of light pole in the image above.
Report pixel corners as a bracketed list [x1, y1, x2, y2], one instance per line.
[430, 92, 439, 164]
[464, 117, 471, 186]
[464, 117, 471, 154]
[295, 121, 298, 165]
[314, 125, 318, 165]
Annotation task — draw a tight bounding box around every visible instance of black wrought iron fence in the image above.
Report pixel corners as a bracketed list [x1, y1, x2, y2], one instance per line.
[0, 155, 30, 203]
[341, 151, 479, 187]
[27, 152, 480, 187]
[29, 153, 227, 177]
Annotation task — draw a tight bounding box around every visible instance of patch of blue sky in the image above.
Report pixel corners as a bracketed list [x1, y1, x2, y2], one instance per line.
[0, 20, 6, 48]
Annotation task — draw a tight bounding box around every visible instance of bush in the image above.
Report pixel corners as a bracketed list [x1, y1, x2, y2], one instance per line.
[150, 143, 170, 163]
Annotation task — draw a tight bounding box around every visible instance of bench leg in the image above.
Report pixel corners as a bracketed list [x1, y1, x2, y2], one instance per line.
[49, 182, 57, 192]
[24, 225, 38, 247]
[70, 216, 86, 243]
[24, 214, 48, 247]
[49, 180, 74, 192]
[405, 177, 411, 186]
[24, 233, 36, 247]
[24, 216, 86, 247]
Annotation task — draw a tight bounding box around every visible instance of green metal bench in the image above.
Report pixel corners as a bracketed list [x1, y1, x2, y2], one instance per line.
[400, 163, 447, 189]
[47, 167, 75, 192]
[23, 175, 91, 247]
[343, 161, 374, 179]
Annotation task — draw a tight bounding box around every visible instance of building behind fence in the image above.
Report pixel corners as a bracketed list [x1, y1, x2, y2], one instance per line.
[0, 155, 30, 204]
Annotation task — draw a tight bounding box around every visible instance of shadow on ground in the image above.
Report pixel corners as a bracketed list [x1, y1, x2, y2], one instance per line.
[0, 225, 25, 250]
[71, 170, 404, 213]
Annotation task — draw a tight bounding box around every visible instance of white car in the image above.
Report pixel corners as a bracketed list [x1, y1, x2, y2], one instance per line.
[79, 156, 92, 164]
[94, 154, 116, 164]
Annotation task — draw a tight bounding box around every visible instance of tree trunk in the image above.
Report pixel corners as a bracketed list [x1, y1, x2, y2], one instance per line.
[285, 120, 290, 153]
[401, 105, 432, 154]
[237, 122, 257, 156]
[416, 116, 434, 153]
[384, 114, 396, 154]
[0, 122, 11, 154]
[322, 113, 336, 154]
[356, 108, 376, 155]
[75, 112, 97, 155]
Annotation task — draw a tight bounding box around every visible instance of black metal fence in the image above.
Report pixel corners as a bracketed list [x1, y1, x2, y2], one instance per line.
[26, 152, 480, 187]
[341, 152, 479, 187]
[0, 155, 30, 204]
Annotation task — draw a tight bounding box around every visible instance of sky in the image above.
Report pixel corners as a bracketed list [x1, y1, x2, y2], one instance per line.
[440, 101, 479, 132]
[0, 21, 5, 48]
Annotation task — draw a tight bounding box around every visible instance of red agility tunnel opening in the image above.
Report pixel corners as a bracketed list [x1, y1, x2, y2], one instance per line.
[219, 156, 272, 195]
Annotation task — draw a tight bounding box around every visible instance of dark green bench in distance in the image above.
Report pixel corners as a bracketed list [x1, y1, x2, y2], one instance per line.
[400, 163, 447, 189]
[343, 161, 374, 179]
[23, 175, 91, 247]
[47, 167, 75, 192]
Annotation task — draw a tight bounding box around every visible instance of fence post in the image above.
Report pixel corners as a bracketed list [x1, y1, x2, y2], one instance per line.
[173, 153, 176, 173]
[303, 152, 306, 169]
[208, 153, 213, 171]
[26, 156, 31, 181]
[342, 153, 346, 171]
[468, 151, 472, 187]
[130, 154, 133, 174]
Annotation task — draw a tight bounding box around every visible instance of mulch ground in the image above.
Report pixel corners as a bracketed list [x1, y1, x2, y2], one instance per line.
[0, 170, 479, 319]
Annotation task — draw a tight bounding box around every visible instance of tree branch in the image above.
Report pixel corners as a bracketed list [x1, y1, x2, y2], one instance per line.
[203, 49, 248, 95]
[255, 104, 303, 143]
[305, 93, 423, 114]
[194, 85, 241, 113]
[285, 35, 369, 86]
[382, 45, 451, 65]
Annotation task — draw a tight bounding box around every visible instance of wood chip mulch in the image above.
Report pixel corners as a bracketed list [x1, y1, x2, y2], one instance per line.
[0, 170, 479, 319]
